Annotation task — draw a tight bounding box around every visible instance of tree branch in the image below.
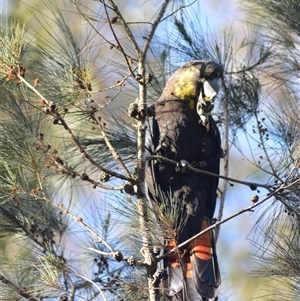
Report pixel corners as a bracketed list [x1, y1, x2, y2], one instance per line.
[146, 155, 270, 190]
[92, 116, 132, 178]
[57, 113, 134, 182]
[134, 1, 172, 300]
[48, 151, 127, 190]
[216, 78, 230, 240]
[15, 73, 134, 182]
[141, 0, 172, 60]
[72, 273, 108, 301]
[0, 274, 39, 301]
[160, 0, 198, 23]
[104, 0, 139, 76]
[40, 195, 115, 253]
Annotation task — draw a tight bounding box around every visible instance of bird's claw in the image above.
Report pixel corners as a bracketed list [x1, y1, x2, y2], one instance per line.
[191, 160, 207, 168]
[175, 159, 190, 173]
[152, 268, 168, 285]
[200, 100, 214, 112]
[126, 256, 136, 266]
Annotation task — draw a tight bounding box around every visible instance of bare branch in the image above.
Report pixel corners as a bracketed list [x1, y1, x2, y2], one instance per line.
[141, 0, 172, 59]
[98, 85, 123, 110]
[132, 2, 172, 300]
[92, 68, 137, 94]
[104, 0, 139, 76]
[160, 0, 198, 23]
[48, 152, 127, 190]
[105, 0, 141, 54]
[74, 6, 139, 68]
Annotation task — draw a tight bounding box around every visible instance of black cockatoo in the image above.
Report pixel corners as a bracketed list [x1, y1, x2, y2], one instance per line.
[145, 60, 223, 301]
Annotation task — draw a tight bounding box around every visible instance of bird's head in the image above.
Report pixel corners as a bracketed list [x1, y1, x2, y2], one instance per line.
[165, 60, 223, 125]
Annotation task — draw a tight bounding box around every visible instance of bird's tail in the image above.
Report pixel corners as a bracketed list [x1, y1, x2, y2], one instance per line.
[190, 217, 220, 299]
[165, 217, 220, 301]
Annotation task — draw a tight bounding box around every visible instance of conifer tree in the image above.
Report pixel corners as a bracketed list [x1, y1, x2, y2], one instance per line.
[0, 1, 299, 300]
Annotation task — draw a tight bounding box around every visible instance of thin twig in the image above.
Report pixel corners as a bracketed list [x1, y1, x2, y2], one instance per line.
[141, 0, 172, 59]
[92, 69, 137, 94]
[57, 113, 134, 182]
[17, 73, 48, 102]
[40, 195, 115, 253]
[160, 0, 198, 23]
[104, 0, 139, 77]
[65, 273, 76, 301]
[69, 0, 114, 47]
[127, 21, 153, 25]
[0, 274, 39, 301]
[93, 116, 132, 178]
[88, 247, 147, 267]
[88, 247, 114, 257]
[105, 0, 140, 54]
[48, 152, 127, 190]
[233, 139, 284, 182]
[98, 85, 123, 110]
[254, 111, 278, 178]
[72, 0, 139, 66]
[73, 273, 108, 301]
[225, 59, 264, 75]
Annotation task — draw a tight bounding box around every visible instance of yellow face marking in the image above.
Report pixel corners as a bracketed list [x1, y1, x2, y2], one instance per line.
[172, 66, 200, 109]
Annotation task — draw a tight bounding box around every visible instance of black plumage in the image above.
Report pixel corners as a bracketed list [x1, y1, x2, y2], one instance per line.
[145, 60, 223, 300]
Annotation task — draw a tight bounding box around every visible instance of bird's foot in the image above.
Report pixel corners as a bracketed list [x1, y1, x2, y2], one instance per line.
[126, 255, 136, 266]
[152, 268, 168, 286]
[190, 160, 208, 168]
[175, 159, 190, 173]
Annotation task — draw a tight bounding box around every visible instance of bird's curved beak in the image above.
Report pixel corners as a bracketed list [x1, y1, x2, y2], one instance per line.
[197, 78, 221, 124]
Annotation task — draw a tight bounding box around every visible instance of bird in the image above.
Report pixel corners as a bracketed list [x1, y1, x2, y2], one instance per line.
[145, 60, 223, 301]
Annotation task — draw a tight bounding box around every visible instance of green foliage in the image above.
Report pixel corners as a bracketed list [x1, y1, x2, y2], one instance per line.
[242, 0, 300, 299]
[0, 21, 27, 70]
[248, 0, 300, 36]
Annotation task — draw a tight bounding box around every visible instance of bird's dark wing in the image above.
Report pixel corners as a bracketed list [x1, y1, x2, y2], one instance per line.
[145, 113, 160, 202]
